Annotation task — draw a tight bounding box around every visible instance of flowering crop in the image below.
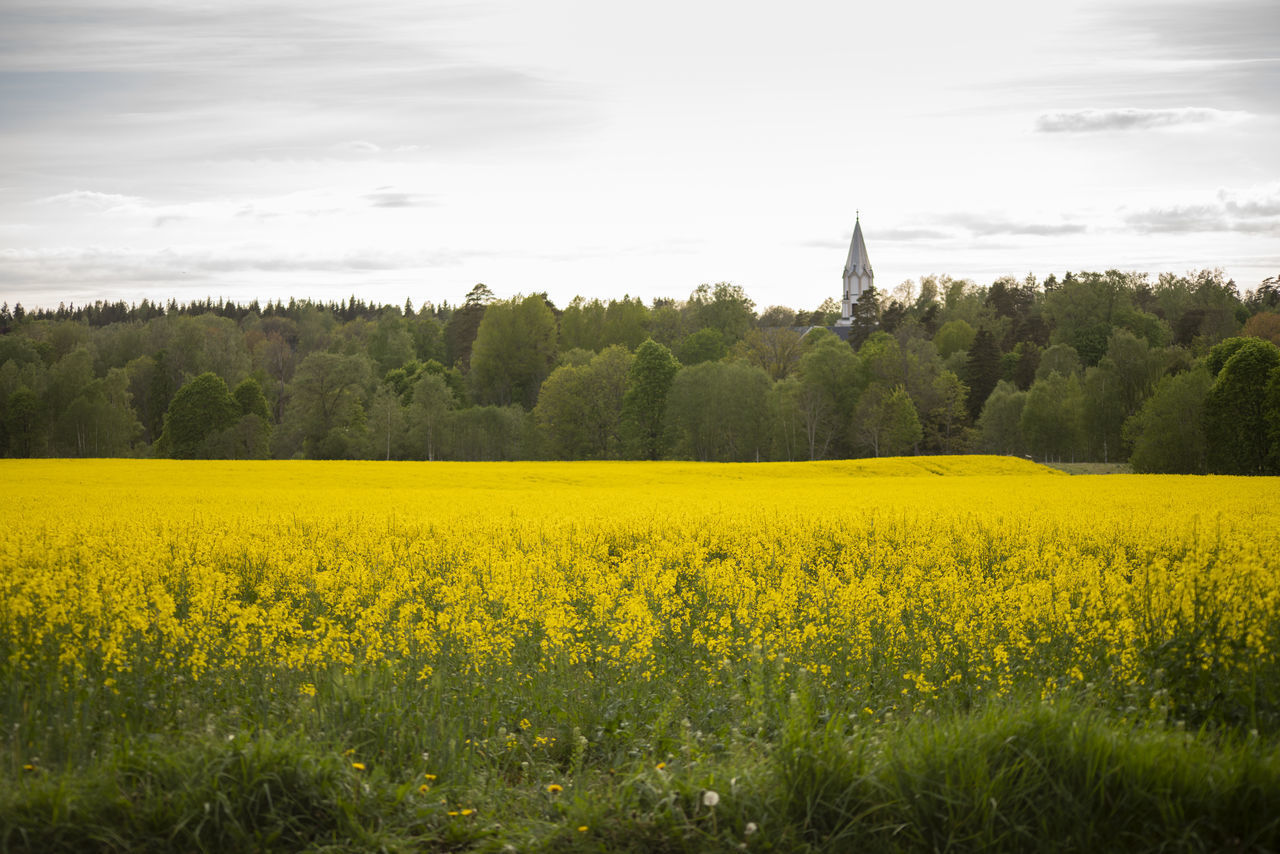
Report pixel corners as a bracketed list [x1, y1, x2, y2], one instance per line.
[2, 457, 1279, 731]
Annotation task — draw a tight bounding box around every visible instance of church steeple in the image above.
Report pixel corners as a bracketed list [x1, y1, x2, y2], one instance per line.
[837, 216, 873, 325]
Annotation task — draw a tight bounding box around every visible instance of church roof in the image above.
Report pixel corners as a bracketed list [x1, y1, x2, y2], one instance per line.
[843, 218, 873, 279]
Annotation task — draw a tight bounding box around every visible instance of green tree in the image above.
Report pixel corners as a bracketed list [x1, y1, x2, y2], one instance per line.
[620, 339, 680, 460]
[468, 294, 559, 409]
[1035, 344, 1082, 381]
[233, 377, 271, 422]
[1080, 330, 1167, 462]
[978, 380, 1027, 455]
[677, 327, 727, 365]
[733, 326, 805, 380]
[367, 312, 416, 376]
[687, 282, 756, 345]
[960, 328, 1002, 420]
[1124, 366, 1212, 473]
[1204, 338, 1280, 474]
[924, 370, 971, 453]
[444, 283, 494, 369]
[1042, 270, 1137, 366]
[665, 361, 772, 461]
[365, 384, 407, 461]
[535, 346, 633, 459]
[602, 297, 650, 350]
[438, 405, 536, 461]
[1021, 371, 1085, 462]
[795, 331, 860, 459]
[407, 372, 455, 461]
[4, 387, 41, 456]
[851, 384, 922, 457]
[846, 285, 881, 348]
[159, 372, 240, 458]
[767, 376, 807, 461]
[934, 319, 976, 359]
[279, 352, 371, 458]
[559, 297, 607, 352]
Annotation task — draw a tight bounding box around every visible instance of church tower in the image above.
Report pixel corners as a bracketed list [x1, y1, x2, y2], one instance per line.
[836, 215, 873, 326]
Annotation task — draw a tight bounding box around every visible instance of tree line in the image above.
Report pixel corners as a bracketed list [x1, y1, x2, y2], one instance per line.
[2, 269, 1279, 472]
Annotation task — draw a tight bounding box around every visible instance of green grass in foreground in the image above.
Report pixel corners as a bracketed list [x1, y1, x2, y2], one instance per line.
[4, 698, 1279, 853]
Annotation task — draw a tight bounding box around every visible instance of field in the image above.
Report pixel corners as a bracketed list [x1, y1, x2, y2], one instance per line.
[3, 457, 1280, 852]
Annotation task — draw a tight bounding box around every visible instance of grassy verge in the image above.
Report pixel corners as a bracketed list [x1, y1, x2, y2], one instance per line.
[1042, 462, 1133, 475]
[4, 698, 1278, 853]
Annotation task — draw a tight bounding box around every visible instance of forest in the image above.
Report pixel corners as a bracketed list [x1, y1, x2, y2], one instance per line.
[2, 268, 1279, 473]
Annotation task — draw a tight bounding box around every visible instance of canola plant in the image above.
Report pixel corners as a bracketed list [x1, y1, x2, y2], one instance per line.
[3, 457, 1279, 727]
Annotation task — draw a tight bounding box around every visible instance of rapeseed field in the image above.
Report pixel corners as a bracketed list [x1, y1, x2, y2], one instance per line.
[3, 457, 1280, 852]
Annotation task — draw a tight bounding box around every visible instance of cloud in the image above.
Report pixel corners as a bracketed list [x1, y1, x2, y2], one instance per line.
[331, 140, 383, 155]
[0, 245, 455, 286]
[36, 190, 143, 211]
[875, 228, 953, 241]
[954, 216, 1088, 237]
[364, 189, 430, 209]
[1099, 0, 1280, 112]
[1124, 185, 1280, 235]
[0, 2, 594, 164]
[1035, 107, 1250, 133]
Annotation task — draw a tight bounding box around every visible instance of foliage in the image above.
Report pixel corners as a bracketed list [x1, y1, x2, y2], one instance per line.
[1, 266, 1273, 465]
[1124, 366, 1212, 474]
[665, 361, 772, 461]
[159, 372, 239, 458]
[535, 346, 633, 459]
[619, 339, 680, 460]
[468, 294, 559, 409]
[1021, 371, 1084, 462]
[1204, 338, 1280, 474]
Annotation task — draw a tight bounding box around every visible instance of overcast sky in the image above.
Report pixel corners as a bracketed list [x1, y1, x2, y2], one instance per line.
[1, 0, 1277, 313]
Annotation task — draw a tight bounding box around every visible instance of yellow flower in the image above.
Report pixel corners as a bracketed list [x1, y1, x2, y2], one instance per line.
[546, 783, 563, 793]
[423, 773, 437, 780]
[460, 808, 475, 816]
[418, 784, 430, 794]
[577, 826, 589, 832]
[519, 718, 531, 730]
[351, 762, 365, 771]
[655, 762, 666, 771]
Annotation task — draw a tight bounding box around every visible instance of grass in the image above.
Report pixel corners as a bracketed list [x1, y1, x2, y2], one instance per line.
[1042, 461, 1134, 475]
[4, 699, 1278, 853]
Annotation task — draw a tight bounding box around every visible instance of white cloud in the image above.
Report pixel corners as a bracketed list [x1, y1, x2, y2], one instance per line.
[0, 245, 453, 286]
[1124, 184, 1280, 235]
[36, 190, 143, 211]
[1035, 107, 1251, 133]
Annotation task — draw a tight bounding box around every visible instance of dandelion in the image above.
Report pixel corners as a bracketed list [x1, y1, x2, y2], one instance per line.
[655, 762, 666, 771]
[702, 790, 720, 807]
[22, 764, 35, 771]
[547, 783, 564, 793]
[745, 822, 758, 835]
[577, 826, 589, 833]
[351, 762, 365, 771]
[423, 773, 437, 780]
[460, 808, 475, 816]
[418, 784, 430, 794]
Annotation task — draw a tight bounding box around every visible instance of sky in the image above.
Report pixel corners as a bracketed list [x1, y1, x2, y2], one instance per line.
[1, 0, 1277, 313]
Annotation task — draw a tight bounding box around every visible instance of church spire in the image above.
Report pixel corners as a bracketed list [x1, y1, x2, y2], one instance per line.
[837, 217, 873, 325]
